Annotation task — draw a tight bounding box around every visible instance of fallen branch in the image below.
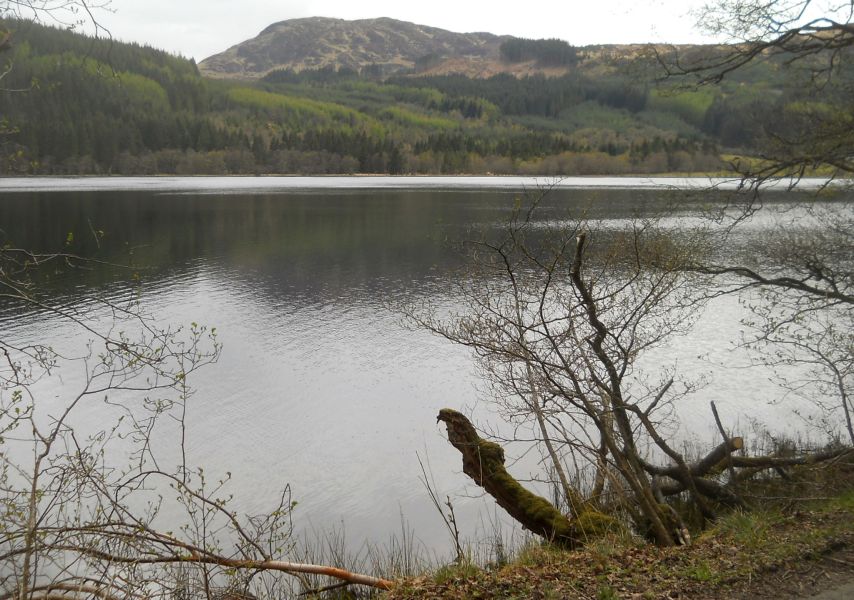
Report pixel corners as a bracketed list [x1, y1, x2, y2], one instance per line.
[3, 544, 393, 592]
[727, 447, 853, 469]
[642, 437, 744, 480]
[657, 474, 750, 509]
[710, 401, 736, 482]
[642, 440, 852, 508]
[298, 581, 351, 597]
[437, 408, 614, 547]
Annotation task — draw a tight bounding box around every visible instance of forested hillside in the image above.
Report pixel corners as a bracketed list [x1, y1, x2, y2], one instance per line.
[0, 18, 837, 176]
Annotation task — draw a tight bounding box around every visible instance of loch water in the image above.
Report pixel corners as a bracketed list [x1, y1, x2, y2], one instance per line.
[1, 177, 850, 554]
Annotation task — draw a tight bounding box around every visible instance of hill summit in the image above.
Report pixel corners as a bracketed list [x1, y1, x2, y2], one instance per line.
[198, 16, 576, 79]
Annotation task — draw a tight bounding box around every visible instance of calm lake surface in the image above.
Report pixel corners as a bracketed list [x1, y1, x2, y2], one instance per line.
[1, 177, 851, 556]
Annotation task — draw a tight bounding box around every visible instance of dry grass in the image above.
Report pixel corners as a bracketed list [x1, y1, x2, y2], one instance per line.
[384, 462, 854, 599]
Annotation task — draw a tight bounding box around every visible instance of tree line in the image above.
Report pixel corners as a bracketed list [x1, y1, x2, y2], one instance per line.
[0, 17, 832, 176]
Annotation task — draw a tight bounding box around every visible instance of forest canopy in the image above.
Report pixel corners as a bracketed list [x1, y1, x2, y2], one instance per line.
[0, 17, 844, 176]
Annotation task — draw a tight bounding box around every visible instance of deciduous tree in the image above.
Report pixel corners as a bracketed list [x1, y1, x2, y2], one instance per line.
[411, 197, 849, 548]
[655, 0, 853, 444]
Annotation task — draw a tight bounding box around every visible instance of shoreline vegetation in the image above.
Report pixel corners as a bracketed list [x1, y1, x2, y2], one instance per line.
[0, 171, 843, 180]
[0, 169, 772, 179]
[386, 485, 854, 599]
[246, 451, 854, 599]
[0, 171, 844, 181]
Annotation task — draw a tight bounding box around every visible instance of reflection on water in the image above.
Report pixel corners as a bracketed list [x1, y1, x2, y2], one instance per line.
[1, 182, 851, 552]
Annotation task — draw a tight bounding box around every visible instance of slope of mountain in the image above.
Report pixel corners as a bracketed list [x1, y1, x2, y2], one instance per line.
[2, 17, 813, 177]
[199, 17, 513, 79]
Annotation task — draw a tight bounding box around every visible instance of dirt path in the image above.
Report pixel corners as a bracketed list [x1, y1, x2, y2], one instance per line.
[808, 582, 854, 599]
[730, 542, 854, 600]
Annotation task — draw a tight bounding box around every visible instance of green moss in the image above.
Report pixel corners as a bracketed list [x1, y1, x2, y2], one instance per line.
[576, 510, 619, 537]
[477, 438, 505, 464]
[439, 408, 615, 548]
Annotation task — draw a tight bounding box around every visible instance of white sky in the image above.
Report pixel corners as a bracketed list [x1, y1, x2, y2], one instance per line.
[87, 0, 718, 62]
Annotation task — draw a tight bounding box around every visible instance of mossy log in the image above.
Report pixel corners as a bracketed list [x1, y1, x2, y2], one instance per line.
[437, 408, 613, 548]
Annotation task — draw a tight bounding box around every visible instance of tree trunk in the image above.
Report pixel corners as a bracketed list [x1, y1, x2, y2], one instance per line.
[437, 409, 613, 547]
[569, 232, 678, 546]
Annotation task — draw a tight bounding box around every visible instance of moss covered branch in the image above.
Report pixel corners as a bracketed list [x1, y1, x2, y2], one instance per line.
[437, 409, 614, 548]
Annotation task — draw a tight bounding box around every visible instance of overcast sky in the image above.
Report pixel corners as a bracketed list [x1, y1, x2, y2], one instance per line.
[87, 0, 717, 62]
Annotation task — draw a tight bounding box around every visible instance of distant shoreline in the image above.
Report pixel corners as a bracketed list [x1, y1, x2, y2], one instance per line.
[0, 174, 844, 194]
